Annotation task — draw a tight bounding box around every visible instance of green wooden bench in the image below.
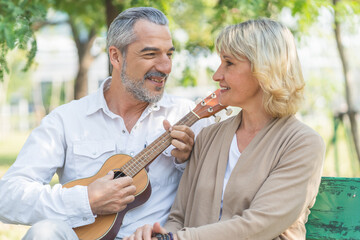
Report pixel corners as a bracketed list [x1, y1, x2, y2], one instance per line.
[306, 177, 360, 239]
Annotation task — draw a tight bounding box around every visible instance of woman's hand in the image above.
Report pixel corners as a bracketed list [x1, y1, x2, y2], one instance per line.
[124, 222, 178, 240]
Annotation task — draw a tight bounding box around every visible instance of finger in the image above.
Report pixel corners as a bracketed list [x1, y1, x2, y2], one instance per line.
[171, 139, 193, 152]
[124, 235, 134, 240]
[115, 186, 136, 203]
[171, 148, 189, 158]
[170, 128, 195, 146]
[119, 184, 136, 196]
[134, 226, 143, 240]
[153, 222, 167, 234]
[163, 119, 172, 131]
[104, 170, 114, 180]
[113, 176, 134, 188]
[143, 224, 154, 240]
[170, 131, 193, 147]
[171, 125, 195, 139]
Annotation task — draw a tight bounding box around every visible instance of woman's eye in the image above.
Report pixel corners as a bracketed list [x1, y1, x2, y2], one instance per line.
[226, 61, 233, 66]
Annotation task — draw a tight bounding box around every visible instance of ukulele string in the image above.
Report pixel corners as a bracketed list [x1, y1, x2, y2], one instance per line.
[120, 112, 199, 178]
[124, 114, 193, 177]
[114, 100, 217, 179]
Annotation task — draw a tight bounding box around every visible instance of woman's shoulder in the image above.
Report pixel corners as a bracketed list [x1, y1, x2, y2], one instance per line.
[278, 115, 325, 147]
[198, 114, 239, 140]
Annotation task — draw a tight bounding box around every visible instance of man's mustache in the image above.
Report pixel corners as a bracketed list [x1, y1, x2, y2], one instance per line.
[144, 71, 168, 79]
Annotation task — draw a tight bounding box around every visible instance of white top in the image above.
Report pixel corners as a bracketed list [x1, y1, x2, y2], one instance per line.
[0, 77, 213, 238]
[220, 134, 241, 218]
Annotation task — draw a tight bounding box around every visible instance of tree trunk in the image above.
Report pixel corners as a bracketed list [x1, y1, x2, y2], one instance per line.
[105, 0, 126, 75]
[105, 0, 122, 29]
[333, 0, 360, 163]
[69, 18, 97, 100]
[32, 81, 46, 125]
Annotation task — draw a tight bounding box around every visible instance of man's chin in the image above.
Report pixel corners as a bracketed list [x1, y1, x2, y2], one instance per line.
[146, 91, 163, 103]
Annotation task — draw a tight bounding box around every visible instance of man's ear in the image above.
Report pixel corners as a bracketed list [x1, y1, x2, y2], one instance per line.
[108, 46, 123, 68]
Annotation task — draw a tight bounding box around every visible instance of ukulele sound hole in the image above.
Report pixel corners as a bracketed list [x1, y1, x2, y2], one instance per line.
[113, 170, 126, 179]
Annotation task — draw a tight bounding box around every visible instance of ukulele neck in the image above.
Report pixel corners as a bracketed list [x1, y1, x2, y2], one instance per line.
[121, 111, 199, 177]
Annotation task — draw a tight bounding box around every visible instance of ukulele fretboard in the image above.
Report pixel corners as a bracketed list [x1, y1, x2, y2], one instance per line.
[119, 111, 199, 178]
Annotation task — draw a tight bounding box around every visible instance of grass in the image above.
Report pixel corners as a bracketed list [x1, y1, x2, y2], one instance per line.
[0, 223, 29, 240]
[0, 131, 29, 177]
[0, 132, 30, 239]
[0, 132, 57, 239]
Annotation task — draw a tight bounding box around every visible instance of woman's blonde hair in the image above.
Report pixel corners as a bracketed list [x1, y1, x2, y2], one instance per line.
[215, 19, 305, 117]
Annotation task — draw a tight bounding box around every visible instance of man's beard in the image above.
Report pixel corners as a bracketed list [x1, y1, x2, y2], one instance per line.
[120, 60, 167, 103]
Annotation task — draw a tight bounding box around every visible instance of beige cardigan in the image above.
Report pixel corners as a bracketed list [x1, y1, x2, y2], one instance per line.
[165, 113, 325, 240]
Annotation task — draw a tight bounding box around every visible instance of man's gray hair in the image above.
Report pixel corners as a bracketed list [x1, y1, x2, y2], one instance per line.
[107, 7, 169, 55]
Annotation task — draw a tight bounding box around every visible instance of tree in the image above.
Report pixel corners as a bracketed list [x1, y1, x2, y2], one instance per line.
[210, 0, 360, 164]
[1, 0, 176, 100]
[46, 0, 173, 99]
[0, 0, 47, 108]
[331, 0, 360, 164]
[0, 0, 47, 82]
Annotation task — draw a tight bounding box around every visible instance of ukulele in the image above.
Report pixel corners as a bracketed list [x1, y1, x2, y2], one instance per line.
[63, 89, 226, 240]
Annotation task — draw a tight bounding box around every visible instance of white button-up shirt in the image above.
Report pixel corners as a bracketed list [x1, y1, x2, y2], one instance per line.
[0, 77, 213, 238]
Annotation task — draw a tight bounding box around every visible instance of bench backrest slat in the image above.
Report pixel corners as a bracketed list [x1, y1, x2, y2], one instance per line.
[306, 177, 360, 239]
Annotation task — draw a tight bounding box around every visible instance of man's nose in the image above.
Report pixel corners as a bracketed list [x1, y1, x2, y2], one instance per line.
[155, 55, 172, 75]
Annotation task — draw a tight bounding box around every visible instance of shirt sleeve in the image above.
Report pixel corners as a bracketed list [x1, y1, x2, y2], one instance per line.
[0, 112, 95, 227]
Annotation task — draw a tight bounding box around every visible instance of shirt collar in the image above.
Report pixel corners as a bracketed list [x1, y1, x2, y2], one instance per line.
[86, 76, 170, 116]
[86, 76, 112, 116]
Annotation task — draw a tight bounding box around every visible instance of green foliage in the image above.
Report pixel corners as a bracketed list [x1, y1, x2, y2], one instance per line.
[1, 0, 359, 91]
[180, 66, 197, 87]
[130, 0, 173, 12]
[0, 0, 47, 81]
[6, 50, 33, 101]
[333, 0, 360, 31]
[169, 0, 216, 51]
[51, 0, 106, 31]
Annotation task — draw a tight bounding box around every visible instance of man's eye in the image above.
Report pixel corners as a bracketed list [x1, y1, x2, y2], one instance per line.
[145, 53, 156, 56]
[167, 53, 173, 57]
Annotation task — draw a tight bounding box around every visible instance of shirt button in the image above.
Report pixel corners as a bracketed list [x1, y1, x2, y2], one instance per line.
[92, 151, 97, 156]
[130, 152, 134, 156]
[83, 217, 87, 221]
[122, 130, 126, 134]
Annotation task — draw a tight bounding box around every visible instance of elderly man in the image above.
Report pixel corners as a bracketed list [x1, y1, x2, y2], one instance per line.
[0, 7, 212, 239]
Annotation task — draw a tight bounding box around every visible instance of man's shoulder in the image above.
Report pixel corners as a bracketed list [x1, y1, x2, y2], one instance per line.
[49, 92, 97, 118]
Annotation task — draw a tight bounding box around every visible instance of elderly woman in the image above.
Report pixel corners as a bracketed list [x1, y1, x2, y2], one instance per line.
[125, 18, 325, 240]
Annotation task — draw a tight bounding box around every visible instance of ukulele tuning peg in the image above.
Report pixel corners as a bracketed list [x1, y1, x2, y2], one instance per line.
[211, 93, 216, 98]
[213, 115, 221, 123]
[225, 108, 233, 116]
[195, 98, 202, 105]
